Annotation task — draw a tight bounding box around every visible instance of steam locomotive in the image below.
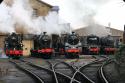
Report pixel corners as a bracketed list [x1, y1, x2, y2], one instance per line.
[4, 32, 23, 59]
[100, 35, 116, 54]
[30, 32, 54, 59]
[82, 35, 100, 55]
[60, 32, 82, 58]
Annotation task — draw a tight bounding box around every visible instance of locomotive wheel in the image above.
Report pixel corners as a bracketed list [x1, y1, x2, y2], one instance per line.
[74, 54, 79, 58]
[65, 53, 79, 59]
[31, 52, 35, 57]
[42, 54, 52, 59]
[12, 55, 21, 59]
[89, 51, 99, 55]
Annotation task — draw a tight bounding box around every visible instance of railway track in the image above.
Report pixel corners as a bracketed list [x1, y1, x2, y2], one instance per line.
[45, 60, 81, 83]
[10, 60, 80, 83]
[80, 60, 106, 83]
[10, 60, 56, 83]
[98, 59, 116, 83]
[9, 55, 110, 83]
[49, 59, 97, 83]
[70, 55, 110, 83]
[53, 60, 76, 77]
[44, 59, 90, 83]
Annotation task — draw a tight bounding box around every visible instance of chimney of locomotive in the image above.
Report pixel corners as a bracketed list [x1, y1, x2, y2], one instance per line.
[43, 32, 47, 35]
[123, 25, 125, 44]
[72, 32, 75, 34]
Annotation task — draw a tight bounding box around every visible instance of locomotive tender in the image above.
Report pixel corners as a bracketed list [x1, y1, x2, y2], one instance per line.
[4, 32, 23, 59]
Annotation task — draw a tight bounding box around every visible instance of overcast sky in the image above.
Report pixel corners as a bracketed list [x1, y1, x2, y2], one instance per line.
[42, 0, 125, 31]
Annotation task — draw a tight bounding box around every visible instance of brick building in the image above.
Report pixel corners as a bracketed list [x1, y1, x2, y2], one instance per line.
[0, 0, 56, 56]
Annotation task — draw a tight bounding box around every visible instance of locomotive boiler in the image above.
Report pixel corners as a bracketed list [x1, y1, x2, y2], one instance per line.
[61, 32, 82, 58]
[30, 32, 54, 59]
[82, 35, 100, 55]
[100, 35, 116, 54]
[4, 32, 23, 59]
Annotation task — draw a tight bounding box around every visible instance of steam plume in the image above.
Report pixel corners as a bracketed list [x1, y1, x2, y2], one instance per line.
[48, 0, 124, 36]
[0, 0, 69, 34]
[0, 2, 15, 33]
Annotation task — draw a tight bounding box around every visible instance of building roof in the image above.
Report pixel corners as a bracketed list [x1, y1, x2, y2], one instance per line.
[74, 26, 123, 37]
[38, 0, 53, 8]
[38, 0, 59, 12]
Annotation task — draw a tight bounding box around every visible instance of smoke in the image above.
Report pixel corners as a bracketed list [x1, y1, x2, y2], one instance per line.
[61, 0, 114, 36]
[56, 0, 110, 28]
[47, 0, 124, 36]
[0, 3, 15, 33]
[1, 0, 123, 35]
[0, 0, 69, 34]
[95, 0, 125, 31]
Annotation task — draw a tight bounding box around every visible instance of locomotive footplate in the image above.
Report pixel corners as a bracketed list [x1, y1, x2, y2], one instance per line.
[66, 49, 80, 58]
[38, 48, 53, 53]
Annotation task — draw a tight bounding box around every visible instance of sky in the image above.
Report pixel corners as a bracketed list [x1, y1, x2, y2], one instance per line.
[42, 0, 125, 31]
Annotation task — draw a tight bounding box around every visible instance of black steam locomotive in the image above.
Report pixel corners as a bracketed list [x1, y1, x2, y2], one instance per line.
[30, 32, 54, 59]
[82, 35, 100, 55]
[60, 32, 82, 58]
[82, 34, 117, 55]
[100, 35, 116, 54]
[4, 32, 23, 59]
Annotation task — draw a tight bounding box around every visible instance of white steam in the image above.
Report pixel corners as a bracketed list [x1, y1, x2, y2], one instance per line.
[0, 0, 69, 34]
[44, 0, 124, 36]
[0, 3, 15, 33]
[59, 0, 112, 36]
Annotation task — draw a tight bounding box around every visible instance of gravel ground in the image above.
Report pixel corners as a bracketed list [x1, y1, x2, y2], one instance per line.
[23, 57, 49, 66]
[23, 55, 96, 69]
[0, 55, 103, 83]
[0, 59, 36, 83]
[103, 61, 125, 83]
